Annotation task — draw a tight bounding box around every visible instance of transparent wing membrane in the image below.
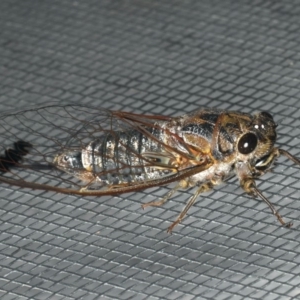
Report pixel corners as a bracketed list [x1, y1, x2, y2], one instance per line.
[0, 104, 199, 194]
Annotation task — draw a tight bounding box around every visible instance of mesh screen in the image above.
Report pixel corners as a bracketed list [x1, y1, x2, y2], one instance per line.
[1, 0, 300, 299]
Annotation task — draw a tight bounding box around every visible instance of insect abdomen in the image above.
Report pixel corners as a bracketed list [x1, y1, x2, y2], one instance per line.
[81, 128, 171, 185]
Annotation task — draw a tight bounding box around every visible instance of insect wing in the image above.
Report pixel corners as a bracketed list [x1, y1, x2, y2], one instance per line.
[0, 104, 210, 195]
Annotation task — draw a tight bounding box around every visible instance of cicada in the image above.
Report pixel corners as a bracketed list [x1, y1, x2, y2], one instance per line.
[0, 104, 299, 232]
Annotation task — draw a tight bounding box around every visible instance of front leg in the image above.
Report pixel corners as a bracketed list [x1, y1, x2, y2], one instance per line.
[240, 177, 292, 228]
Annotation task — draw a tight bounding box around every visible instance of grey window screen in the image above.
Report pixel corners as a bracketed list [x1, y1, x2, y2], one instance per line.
[0, 1, 300, 299]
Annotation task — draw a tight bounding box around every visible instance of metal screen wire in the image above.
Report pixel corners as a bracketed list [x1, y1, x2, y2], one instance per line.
[0, 1, 300, 299]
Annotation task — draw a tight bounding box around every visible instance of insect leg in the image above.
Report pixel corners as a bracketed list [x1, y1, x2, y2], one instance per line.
[167, 182, 212, 233]
[141, 178, 193, 209]
[141, 184, 180, 209]
[241, 179, 292, 228]
[279, 149, 300, 166]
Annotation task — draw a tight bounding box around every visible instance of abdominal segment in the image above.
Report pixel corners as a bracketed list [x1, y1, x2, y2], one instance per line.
[54, 129, 174, 188]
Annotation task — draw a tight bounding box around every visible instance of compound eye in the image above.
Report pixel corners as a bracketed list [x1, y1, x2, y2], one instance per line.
[238, 133, 258, 154]
[260, 111, 273, 120]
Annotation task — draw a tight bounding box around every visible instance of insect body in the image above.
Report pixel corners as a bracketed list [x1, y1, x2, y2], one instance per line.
[0, 104, 299, 232]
